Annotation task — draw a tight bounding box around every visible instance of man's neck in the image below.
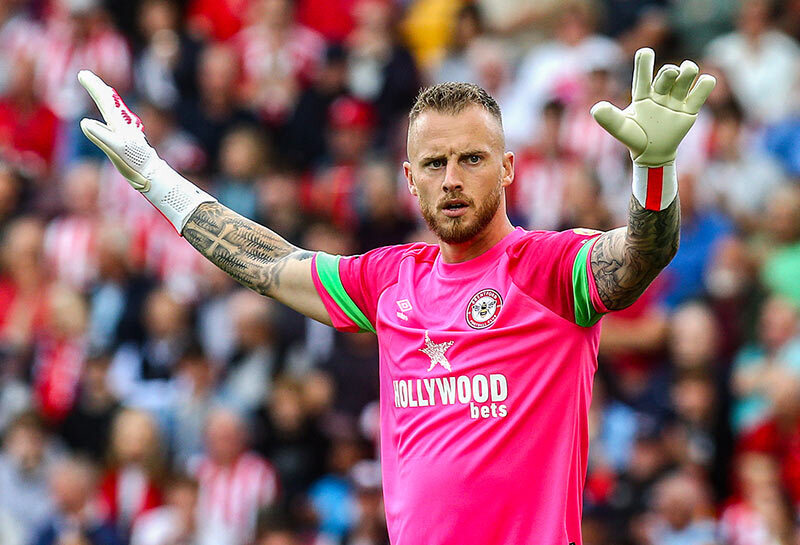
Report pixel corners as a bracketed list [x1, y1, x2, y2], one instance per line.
[439, 216, 514, 264]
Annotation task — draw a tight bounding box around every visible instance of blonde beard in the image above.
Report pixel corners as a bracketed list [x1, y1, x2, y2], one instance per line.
[420, 182, 503, 244]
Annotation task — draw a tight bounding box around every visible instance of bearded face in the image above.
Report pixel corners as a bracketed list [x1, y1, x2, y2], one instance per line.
[418, 181, 504, 244]
[404, 105, 513, 247]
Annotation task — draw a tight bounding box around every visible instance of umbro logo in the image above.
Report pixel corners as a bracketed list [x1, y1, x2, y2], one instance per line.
[396, 299, 412, 321]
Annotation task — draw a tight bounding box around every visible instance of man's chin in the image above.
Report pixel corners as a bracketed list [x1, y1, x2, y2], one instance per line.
[430, 217, 482, 245]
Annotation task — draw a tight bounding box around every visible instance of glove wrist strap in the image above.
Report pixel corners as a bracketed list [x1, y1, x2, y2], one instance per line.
[141, 159, 217, 234]
[632, 162, 677, 211]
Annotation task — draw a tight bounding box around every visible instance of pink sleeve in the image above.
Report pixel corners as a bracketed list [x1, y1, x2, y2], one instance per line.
[337, 244, 416, 324]
[311, 254, 360, 332]
[507, 229, 604, 323]
[311, 244, 419, 333]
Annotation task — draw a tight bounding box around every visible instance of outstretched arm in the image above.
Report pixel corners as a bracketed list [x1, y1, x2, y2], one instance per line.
[77, 70, 332, 325]
[588, 48, 714, 310]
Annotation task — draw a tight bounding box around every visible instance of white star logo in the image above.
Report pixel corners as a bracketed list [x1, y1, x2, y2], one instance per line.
[419, 330, 454, 372]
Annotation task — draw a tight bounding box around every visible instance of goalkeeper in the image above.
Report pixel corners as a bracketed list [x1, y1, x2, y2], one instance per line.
[79, 48, 714, 545]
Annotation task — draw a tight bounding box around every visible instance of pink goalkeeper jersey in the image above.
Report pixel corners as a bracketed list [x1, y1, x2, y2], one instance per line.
[311, 227, 608, 545]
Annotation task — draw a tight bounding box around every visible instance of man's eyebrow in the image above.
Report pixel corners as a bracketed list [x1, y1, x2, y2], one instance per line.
[419, 154, 446, 163]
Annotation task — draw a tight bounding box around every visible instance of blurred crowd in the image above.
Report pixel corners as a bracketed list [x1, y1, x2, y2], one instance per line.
[0, 0, 800, 544]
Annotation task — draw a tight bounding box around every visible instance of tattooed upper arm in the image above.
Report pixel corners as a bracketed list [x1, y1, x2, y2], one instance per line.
[590, 196, 680, 311]
[182, 202, 333, 325]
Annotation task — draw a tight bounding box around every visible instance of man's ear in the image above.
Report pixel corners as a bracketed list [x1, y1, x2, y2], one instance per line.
[501, 151, 515, 188]
[403, 161, 418, 196]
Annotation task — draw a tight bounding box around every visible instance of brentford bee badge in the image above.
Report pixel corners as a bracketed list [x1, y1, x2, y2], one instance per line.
[466, 289, 503, 329]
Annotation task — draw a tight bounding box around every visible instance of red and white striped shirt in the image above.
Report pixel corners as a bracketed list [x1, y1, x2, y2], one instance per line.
[44, 216, 99, 292]
[37, 20, 131, 119]
[193, 452, 279, 545]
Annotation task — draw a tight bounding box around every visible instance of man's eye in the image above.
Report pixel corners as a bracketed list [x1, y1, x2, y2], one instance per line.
[468, 155, 481, 164]
[430, 160, 443, 168]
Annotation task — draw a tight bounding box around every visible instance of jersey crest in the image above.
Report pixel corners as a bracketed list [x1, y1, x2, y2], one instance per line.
[466, 289, 503, 329]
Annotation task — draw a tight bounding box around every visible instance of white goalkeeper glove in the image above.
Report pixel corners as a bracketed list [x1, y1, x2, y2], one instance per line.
[591, 48, 716, 210]
[78, 70, 216, 233]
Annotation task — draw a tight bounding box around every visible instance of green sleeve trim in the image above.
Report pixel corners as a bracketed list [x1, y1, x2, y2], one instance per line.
[572, 240, 605, 327]
[315, 253, 376, 333]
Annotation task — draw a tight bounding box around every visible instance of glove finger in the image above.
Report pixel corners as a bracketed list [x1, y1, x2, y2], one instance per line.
[78, 70, 119, 128]
[670, 60, 699, 101]
[652, 64, 679, 95]
[80, 118, 123, 157]
[685, 74, 717, 114]
[632, 47, 655, 101]
[591, 101, 647, 153]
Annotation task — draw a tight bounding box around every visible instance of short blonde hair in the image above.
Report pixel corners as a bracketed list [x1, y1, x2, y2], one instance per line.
[409, 82, 502, 127]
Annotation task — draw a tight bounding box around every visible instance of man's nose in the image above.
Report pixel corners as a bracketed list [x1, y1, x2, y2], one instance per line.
[442, 162, 463, 193]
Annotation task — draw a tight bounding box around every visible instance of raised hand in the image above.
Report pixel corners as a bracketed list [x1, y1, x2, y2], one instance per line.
[590, 48, 716, 167]
[78, 70, 157, 191]
[78, 70, 215, 232]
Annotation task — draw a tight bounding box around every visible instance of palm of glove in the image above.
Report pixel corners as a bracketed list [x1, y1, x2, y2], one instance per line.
[78, 70, 157, 192]
[591, 48, 716, 167]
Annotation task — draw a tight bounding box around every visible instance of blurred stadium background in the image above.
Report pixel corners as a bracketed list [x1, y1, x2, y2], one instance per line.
[0, 0, 800, 544]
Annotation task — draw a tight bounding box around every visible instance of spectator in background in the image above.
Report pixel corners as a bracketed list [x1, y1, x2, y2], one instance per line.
[433, 3, 486, 85]
[354, 160, 415, 251]
[59, 353, 120, 462]
[503, 1, 622, 149]
[760, 185, 800, 307]
[0, 166, 25, 234]
[108, 288, 191, 412]
[304, 97, 376, 229]
[178, 43, 258, 172]
[0, 0, 43, 97]
[644, 472, 717, 545]
[134, 0, 202, 110]
[98, 409, 165, 536]
[44, 161, 102, 292]
[344, 459, 388, 545]
[87, 225, 156, 352]
[193, 407, 279, 545]
[0, 217, 49, 359]
[738, 369, 800, 504]
[186, 0, 252, 42]
[706, 0, 800, 124]
[0, 52, 59, 178]
[32, 285, 89, 423]
[220, 289, 277, 412]
[281, 44, 349, 170]
[0, 412, 55, 543]
[346, 0, 420, 149]
[513, 100, 581, 229]
[130, 474, 208, 545]
[169, 343, 221, 467]
[307, 428, 364, 542]
[700, 100, 785, 231]
[659, 173, 734, 309]
[719, 452, 796, 545]
[253, 375, 328, 508]
[235, 0, 326, 125]
[732, 296, 800, 434]
[257, 169, 308, 242]
[32, 456, 122, 545]
[38, 0, 131, 122]
[216, 126, 269, 220]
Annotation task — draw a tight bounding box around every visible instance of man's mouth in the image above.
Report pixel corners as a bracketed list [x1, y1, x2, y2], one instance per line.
[441, 199, 469, 218]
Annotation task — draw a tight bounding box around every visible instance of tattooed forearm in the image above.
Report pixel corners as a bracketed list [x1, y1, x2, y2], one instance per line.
[590, 196, 680, 310]
[182, 202, 313, 296]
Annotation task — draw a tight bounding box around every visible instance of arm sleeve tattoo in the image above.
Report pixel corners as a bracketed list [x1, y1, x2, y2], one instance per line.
[590, 196, 680, 310]
[182, 202, 313, 297]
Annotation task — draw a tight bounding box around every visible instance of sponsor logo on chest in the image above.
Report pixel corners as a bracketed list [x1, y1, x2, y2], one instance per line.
[392, 330, 510, 420]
